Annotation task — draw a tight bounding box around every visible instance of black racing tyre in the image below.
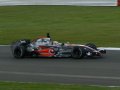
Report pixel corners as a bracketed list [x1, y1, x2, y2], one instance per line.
[72, 46, 85, 59]
[20, 39, 31, 46]
[86, 43, 97, 50]
[13, 46, 26, 58]
[23, 39, 30, 44]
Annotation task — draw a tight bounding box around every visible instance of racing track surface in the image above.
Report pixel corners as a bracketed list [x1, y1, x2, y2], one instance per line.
[0, 46, 120, 86]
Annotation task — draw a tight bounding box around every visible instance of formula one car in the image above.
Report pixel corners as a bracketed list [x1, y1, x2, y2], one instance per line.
[11, 33, 106, 59]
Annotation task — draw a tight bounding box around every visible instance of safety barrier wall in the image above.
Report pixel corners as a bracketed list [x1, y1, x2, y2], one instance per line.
[0, 0, 119, 6]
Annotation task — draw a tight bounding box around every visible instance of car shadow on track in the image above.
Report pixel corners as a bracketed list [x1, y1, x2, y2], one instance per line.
[11, 56, 106, 63]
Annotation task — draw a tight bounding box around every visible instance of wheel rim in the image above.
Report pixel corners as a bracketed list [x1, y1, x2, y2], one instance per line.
[72, 48, 82, 58]
[14, 47, 23, 57]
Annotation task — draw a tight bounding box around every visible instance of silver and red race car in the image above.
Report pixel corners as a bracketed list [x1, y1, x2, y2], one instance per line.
[11, 33, 106, 59]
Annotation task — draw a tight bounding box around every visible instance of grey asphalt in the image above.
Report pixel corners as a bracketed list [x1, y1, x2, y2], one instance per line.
[0, 46, 120, 86]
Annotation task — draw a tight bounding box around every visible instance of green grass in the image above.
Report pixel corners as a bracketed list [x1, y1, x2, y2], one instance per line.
[0, 82, 120, 90]
[0, 6, 120, 47]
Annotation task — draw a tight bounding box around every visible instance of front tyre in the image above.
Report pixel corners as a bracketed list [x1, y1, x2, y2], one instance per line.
[72, 46, 85, 59]
[13, 46, 26, 58]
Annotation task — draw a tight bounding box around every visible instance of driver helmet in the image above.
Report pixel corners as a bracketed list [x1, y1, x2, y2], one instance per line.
[35, 38, 51, 46]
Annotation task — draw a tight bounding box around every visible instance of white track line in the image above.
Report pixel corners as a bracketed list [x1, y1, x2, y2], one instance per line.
[0, 0, 117, 6]
[0, 71, 120, 80]
[98, 47, 120, 51]
[90, 85, 120, 88]
[98, 47, 120, 50]
[0, 45, 10, 46]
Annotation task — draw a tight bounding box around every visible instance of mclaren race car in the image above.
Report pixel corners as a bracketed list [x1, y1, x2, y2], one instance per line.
[11, 33, 106, 59]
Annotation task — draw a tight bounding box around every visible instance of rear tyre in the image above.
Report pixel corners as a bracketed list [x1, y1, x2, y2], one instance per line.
[72, 46, 85, 59]
[13, 46, 26, 58]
